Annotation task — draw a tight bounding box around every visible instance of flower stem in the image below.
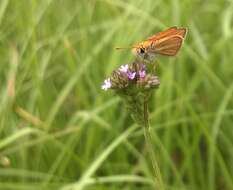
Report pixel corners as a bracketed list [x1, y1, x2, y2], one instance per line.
[143, 97, 164, 190]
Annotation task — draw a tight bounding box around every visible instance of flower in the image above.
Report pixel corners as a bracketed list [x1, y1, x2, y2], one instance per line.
[139, 70, 146, 78]
[127, 71, 136, 80]
[101, 78, 111, 91]
[119, 64, 129, 73]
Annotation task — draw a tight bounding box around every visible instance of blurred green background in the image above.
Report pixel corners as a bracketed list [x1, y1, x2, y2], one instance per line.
[0, 0, 233, 190]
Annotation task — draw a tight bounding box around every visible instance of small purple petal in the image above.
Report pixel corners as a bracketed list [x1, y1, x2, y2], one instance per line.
[101, 78, 111, 91]
[119, 64, 129, 73]
[127, 72, 136, 80]
[141, 64, 146, 70]
[139, 70, 146, 78]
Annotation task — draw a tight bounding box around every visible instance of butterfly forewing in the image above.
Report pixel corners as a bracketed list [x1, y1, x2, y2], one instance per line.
[147, 27, 179, 41]
[151, 36, 183, 56]
[147, 27, 186, 41]
[147, 27, 187, 56]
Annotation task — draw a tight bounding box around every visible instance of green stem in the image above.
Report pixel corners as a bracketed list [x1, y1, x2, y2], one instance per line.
[143, 98, 164, 190]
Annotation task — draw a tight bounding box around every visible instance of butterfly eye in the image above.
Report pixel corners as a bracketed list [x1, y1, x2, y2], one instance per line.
[140, 48, 145, 54]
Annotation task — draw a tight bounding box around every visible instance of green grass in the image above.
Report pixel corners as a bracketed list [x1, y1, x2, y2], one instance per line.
[0, 0, 233, 189]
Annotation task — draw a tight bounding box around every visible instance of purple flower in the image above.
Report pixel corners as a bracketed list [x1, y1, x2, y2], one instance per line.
[139, 70, 146, 78]
[127, 72, 136, 80]
[119, 64, 128, 73]
[101, 78, 111, 91]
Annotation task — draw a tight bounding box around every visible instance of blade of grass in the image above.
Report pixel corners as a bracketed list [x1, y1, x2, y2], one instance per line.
[60, 125, 138, 190]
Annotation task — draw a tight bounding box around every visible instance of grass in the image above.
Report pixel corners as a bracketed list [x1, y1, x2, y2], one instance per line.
[0, 0, 233, 189]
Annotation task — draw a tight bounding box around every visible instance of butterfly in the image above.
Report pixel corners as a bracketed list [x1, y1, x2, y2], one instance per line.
[117, 26, 187, 61]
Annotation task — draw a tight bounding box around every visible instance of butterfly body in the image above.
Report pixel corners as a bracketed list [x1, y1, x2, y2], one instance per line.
[131, 27, 187, 61]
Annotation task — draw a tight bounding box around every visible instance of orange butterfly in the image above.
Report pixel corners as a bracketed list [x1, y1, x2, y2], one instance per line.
[117, 26, 187, 61]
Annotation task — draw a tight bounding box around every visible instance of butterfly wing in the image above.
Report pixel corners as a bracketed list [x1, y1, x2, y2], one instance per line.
[151, 36, 184, 56]
[147, 27, 178, 41]
[147, 27, 187, 56]
[147, 27, 186, 41]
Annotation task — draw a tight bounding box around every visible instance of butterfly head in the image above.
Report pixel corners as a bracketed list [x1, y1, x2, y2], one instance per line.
[132, 44, 146, 58]
[132, 44, 155, 61]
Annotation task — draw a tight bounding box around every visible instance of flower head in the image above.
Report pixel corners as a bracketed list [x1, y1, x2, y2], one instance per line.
[102, 61, 159, 92]
[101, 78, 111, 91]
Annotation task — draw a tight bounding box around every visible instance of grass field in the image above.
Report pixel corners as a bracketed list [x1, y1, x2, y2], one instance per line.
[0, 0, 233, 190]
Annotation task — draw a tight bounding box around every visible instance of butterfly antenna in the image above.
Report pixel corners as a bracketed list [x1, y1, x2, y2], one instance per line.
[115, 46, 137, 50]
